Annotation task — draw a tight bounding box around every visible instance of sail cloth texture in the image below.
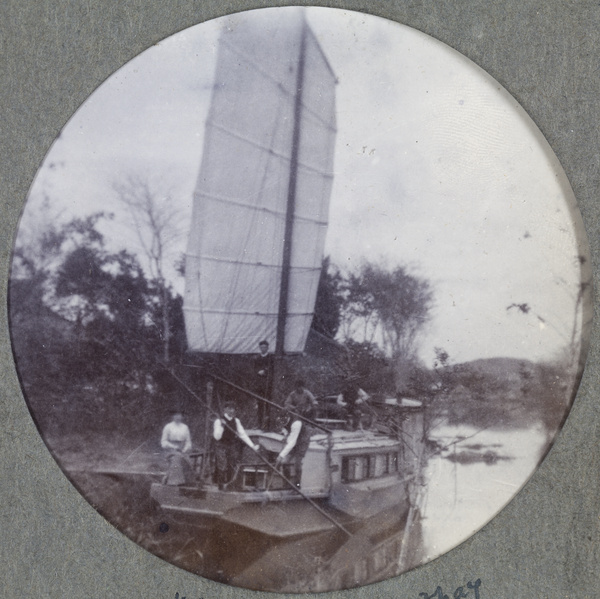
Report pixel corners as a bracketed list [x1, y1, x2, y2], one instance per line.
[184, 11, 337, 354]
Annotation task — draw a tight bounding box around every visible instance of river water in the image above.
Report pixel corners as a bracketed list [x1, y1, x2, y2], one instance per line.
[419, 423, 548, 563]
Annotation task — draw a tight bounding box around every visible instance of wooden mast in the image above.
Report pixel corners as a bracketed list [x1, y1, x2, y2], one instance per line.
[275, 16, 307, 356]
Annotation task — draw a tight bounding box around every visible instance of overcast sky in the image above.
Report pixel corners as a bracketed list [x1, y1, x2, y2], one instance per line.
[21, 7, 589, 366]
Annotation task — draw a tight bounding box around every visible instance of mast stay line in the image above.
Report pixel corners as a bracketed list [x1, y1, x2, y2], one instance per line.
[160, 364, 352, 537]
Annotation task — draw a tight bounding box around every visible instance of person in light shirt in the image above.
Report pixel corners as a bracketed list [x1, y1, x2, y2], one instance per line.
[284, 380, 318, 417]
[275, 411, 313, 488]
[213, 402, 260, 489]
[160, 411, 192, 485]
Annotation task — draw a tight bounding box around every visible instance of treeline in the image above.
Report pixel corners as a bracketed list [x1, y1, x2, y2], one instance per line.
[10, 213, 186, 438]
[310, 257, 433, 392]
[10, 211, 435, 439]
[11, 210, 572, 443]
[312, 257, 433, 359]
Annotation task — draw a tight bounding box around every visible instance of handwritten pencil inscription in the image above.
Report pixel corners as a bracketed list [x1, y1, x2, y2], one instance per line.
[419, 578, 482, 599]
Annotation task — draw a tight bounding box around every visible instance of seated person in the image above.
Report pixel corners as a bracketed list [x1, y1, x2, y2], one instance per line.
[213, 402, 260, 489]
[284, 380, 318, 418]
[337, 381, 369, 430]
[160, 411, 192, 485]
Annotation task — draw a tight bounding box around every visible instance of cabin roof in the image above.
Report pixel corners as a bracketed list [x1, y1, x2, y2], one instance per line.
[312, 430, 400, 451]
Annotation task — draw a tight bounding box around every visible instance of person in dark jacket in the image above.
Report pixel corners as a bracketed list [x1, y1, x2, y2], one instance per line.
[213, 402, 259, 489]
[253, 340, 273, 428]
[337, 379, 369, 430]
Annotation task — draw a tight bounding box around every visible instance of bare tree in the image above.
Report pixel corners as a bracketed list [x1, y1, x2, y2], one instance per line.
[342, 263, 432, 357]
[339, 262, 433, 388]
[113, 173, 183, 362]
[340, 270, 381, 344]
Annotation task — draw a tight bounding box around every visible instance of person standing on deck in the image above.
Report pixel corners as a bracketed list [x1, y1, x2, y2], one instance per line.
[275, 412, 313, 488]
[284, 380, 318, 419]
[160, 411, 193, 485]
[213, 402, 260, 489]
[253, 339, 273, 429]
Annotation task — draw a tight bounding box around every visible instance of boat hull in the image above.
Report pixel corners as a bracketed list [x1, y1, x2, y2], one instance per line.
[329, 476, 408, 519]
[151, 483, 412, 591]
[151, 482, 337, 537]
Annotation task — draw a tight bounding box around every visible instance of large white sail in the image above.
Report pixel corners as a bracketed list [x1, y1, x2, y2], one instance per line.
[184, 11, 337, 354]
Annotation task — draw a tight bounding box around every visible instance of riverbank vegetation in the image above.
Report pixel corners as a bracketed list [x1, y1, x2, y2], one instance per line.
[10, 210, 575, 455]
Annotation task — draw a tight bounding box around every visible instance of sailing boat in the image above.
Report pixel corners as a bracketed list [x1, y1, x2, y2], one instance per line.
[150, 10, 425, 588]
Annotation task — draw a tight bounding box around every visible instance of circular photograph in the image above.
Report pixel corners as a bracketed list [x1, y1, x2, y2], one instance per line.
[9, 6, 591, 593]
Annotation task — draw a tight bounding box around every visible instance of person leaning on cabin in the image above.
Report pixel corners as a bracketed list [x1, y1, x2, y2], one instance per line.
[284, 380, 319, 417]
[160, 411, 193, 486]
[253, 339, 274, 428]
[274, 410, 313, 488]
[213, 402, 260, 490]
[337, 378, 370, 430]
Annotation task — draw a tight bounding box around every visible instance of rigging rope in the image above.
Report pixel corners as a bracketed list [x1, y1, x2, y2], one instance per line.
[160, 363, 352, 537]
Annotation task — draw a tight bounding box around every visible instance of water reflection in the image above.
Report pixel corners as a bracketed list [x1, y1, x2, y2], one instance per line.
[420, 424, 547, 561]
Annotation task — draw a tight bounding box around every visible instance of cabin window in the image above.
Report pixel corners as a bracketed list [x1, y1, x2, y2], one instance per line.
[368, 455, 378, 478]
[372, 454, 387, 477]
[242, 466, 268, 490]
[383, 452, 398, 474]
[353, 456, 368, 480]
[342, 452, 400, 482]
[342, 456, 368, 481]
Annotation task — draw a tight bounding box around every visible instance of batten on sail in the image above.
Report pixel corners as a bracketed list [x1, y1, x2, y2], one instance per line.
[184, 11, 337, 354]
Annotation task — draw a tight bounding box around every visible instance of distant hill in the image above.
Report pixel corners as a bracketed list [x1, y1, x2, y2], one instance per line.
[456, 356, 536, 378]
[431, 355, 572, 433]
[452, 357, 537, 395]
